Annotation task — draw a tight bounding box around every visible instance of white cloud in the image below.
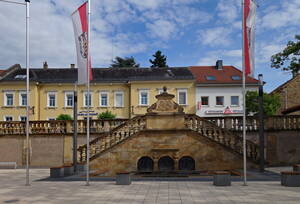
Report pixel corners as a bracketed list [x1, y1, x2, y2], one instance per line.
[197, 27, 232, 46]
[216, 0, 240, 23]
[146, 20, 176, 40]
[261, 0, 300, 29]
[224, 49, 241, 57]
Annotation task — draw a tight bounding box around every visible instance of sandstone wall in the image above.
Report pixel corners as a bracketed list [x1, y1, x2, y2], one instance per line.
[90, 130, 245, 176]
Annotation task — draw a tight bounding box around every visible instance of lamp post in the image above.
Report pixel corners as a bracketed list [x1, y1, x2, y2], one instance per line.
[0, 0, 30, 186]
[258, 74, 265, 172]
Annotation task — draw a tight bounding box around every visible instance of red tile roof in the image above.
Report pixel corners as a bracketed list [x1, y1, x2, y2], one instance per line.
[189, 66, 259, 84]
[0, 70, 5, 76]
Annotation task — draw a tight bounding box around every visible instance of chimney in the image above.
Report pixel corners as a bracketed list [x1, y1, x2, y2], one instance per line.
[216, 60, 223, 70]
[43, 61, 48, 69]
[70, 64, 75, 69]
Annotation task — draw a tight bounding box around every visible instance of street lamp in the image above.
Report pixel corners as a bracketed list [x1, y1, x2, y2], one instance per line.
[0, 0, 30, 186]
[258, 74, 264, 172]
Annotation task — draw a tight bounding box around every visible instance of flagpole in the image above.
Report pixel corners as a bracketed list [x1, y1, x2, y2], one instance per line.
[242, 0, 247, 186]
[86, 0, 91, 186]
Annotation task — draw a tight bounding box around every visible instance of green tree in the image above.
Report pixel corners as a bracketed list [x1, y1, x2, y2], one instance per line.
[98, 111, 116, 120]
[149, 50, 168, 68]
[271, 35, 300, 77]
[246, 91, 281, 116]
[110, 56, 140, 68]
[56, 114, 73, 120]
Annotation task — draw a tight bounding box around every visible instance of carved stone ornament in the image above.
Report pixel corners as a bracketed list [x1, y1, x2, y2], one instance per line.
[147, 86, 184, 114]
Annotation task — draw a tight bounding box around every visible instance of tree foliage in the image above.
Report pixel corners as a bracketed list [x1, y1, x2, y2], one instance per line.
[98, 111, 116, 120]
[271, 35, 300, 76]
[246, 91, 281, 116]
[56, 114, 73, 120]
[149, 50, 168, 68]
[110, 56, 140, 68]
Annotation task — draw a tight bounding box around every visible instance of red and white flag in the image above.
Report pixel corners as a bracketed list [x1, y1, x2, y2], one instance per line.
[71, 2, 93, 85]
[243, 0, 256, 77]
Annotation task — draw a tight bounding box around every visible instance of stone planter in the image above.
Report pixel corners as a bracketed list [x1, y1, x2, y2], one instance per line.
[213, 171, 231, 186]
[63, 165, 74, 177]
[293, 164, 300, 172]
[116, 172, 131, 185]
[281, 172, 300, 187]
[50, 166, 64, 178]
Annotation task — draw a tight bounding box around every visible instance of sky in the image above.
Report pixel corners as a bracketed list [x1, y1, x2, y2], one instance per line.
[0, 0, 299, 92]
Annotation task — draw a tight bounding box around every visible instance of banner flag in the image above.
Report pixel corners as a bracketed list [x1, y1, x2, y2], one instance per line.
[71, 2, 93, 84]
[243, 0, 256, 76]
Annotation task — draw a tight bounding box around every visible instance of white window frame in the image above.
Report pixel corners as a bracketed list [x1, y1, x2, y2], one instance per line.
[114, 91, 124, 107]
[201, 96, 209, 106]
[83, 92, 93, 107]
[139, 89, 149, 106]
[4, 91, 14, 106]
[19, 116, 27, 121]
[4, 116, 13, 121]
[47, 92, 57, 107]
[157, 88, 164, 95]
[177, 88, 188, 105]
[99, 91, 109, 107]
[19, 91, 27, 106]
[64, 92, 74, 107]
[216, 96, 224, 106]
[231, 96, 239, 106]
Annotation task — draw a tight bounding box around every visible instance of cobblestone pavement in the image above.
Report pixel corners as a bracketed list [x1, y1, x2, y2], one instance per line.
[0, 169, 300, 204]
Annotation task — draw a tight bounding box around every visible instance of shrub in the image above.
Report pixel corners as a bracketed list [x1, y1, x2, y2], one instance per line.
[98, 111, 116, 120]
[56, 114, 73, 120]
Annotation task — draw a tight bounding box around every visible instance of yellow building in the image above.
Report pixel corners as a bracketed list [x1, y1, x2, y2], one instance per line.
[0, 64, 195, 121]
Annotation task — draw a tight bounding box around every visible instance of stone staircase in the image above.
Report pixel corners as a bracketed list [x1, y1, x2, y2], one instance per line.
[77, 114, 260, 164]
[184, 114, 259, 162]
[77, 115, 146, 162]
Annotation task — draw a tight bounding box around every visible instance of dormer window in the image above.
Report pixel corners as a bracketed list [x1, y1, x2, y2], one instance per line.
[231, 75, 241, 80]
[206, 76, 216, 80]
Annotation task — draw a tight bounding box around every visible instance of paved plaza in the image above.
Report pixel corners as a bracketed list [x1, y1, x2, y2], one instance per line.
[0, 169, 300, 204]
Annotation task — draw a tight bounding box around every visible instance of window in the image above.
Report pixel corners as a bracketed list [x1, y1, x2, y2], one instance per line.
[201, 96, 209, 106]
[99, 92, 109, 107]
[19, 92, 27, 106]
[48, 118, 56, 121]
[139, 90, 149, 106]
[47, 92, 56, 107]
[84, 92, 92, 107]
[216, 96, 224, 106]
[5, 116, 13, 121]
[177, 89, 187, 105]
[20, 116, 27, 121]
[4, 92, 14, 106]
[231, 75, 241, 80]
[206, 76, 216, 80]
[231, 96, 239, 106]
[65, 92, 74, 107]
[157, 89, 164, 95]
[114, 91, 124, 107]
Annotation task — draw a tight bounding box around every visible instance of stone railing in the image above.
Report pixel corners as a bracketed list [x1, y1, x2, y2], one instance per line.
[185, 115, 259, 162]
[0, 119, 128, 135]
[205, 115, 300, 131]
[78, 116, 146, 162]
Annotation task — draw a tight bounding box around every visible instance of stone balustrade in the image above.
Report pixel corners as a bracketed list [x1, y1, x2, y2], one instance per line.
[204, 115, 300, 131]
[0, 119, 127, 135]
[78, 116, 146, 162]
[184, 115, 259, 162]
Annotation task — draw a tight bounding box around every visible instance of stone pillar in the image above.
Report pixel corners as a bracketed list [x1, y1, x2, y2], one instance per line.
[63, 135, 73, 165]
[153, 159, 159, 172]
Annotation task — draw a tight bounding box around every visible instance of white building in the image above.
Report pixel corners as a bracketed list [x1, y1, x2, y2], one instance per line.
[190, 61, 260, 117]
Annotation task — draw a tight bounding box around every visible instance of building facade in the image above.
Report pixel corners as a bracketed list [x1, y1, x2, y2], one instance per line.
[270, 74, 300, 115]
[0, 65, 195, 121]
[190, 62, 260, 117]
